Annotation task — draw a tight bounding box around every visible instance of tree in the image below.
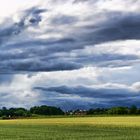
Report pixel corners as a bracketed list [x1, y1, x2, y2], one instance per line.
[129, 105, 137, 114]
[108, 107, 128, 115]
[30, 105, 64, 115]
[15, 110, 26, 117]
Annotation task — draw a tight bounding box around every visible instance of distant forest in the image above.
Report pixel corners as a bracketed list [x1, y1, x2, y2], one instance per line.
[0, 105, 140, 119]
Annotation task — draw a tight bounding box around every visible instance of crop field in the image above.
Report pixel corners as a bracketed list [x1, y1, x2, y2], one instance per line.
[0, 117, 140, 140]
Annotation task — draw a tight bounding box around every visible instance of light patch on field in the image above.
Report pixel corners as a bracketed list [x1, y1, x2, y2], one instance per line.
[1, 117, 140, 127]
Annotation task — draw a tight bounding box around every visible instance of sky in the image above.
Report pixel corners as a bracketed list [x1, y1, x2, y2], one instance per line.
[0, 0, 140, 110]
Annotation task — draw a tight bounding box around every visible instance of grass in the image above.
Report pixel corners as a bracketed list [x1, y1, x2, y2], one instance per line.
[0, 117, 140, 139]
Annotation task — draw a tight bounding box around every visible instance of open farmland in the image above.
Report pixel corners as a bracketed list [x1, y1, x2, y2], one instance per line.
[0, 117, 140, 140]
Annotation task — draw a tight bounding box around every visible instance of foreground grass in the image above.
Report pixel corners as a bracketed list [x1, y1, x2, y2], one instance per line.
[0, 117, 140, 140]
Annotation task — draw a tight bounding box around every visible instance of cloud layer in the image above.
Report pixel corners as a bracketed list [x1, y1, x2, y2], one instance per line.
[0, 0, 140, 109]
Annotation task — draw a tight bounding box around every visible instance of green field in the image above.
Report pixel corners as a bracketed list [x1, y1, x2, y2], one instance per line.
[0, 117, 140, 140]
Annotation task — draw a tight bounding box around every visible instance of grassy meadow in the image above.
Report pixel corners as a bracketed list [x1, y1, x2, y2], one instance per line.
[0, 117, 140, 139]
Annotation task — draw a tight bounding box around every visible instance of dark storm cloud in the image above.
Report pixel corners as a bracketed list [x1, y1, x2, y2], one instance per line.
[38, 98, 99, 110]
[34, 85, 140, 110]
[34, 85, 138, 99]
[2, 38, 76, 50]
[0, 5, 140, 72]
[105, 97, 140, 108]
[0, 59, 81, 73]
[76, 12, 140, 45]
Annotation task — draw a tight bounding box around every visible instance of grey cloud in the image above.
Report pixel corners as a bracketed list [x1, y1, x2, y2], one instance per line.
[34, 85, 139, 99]
[0, 59, 81, 73]
[0, 75, 13, 84]
[106, 98, 140, 108]
[34, 85, 140, 110]
[76, 12, 140, 46]
[73, 0, 98, 4]
[20, 7, 46, 26]
[0, 0, 140, 110]
[50, 15, 78, 25]
[73, 53, 139, 67]
[39, 99, 100, 111]
[0, 7, 46, 46]
[0, 92, 34, 108]
[0, 4, 140, 73]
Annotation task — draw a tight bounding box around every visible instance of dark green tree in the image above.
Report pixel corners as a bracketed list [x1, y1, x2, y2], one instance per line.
[129, 105, 137, 114]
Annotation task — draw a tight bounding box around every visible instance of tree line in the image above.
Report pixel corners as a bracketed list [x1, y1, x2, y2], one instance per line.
[66, 105, 140, 115]
[0, 105, 64, 119]
[0, 105, 140, 119]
